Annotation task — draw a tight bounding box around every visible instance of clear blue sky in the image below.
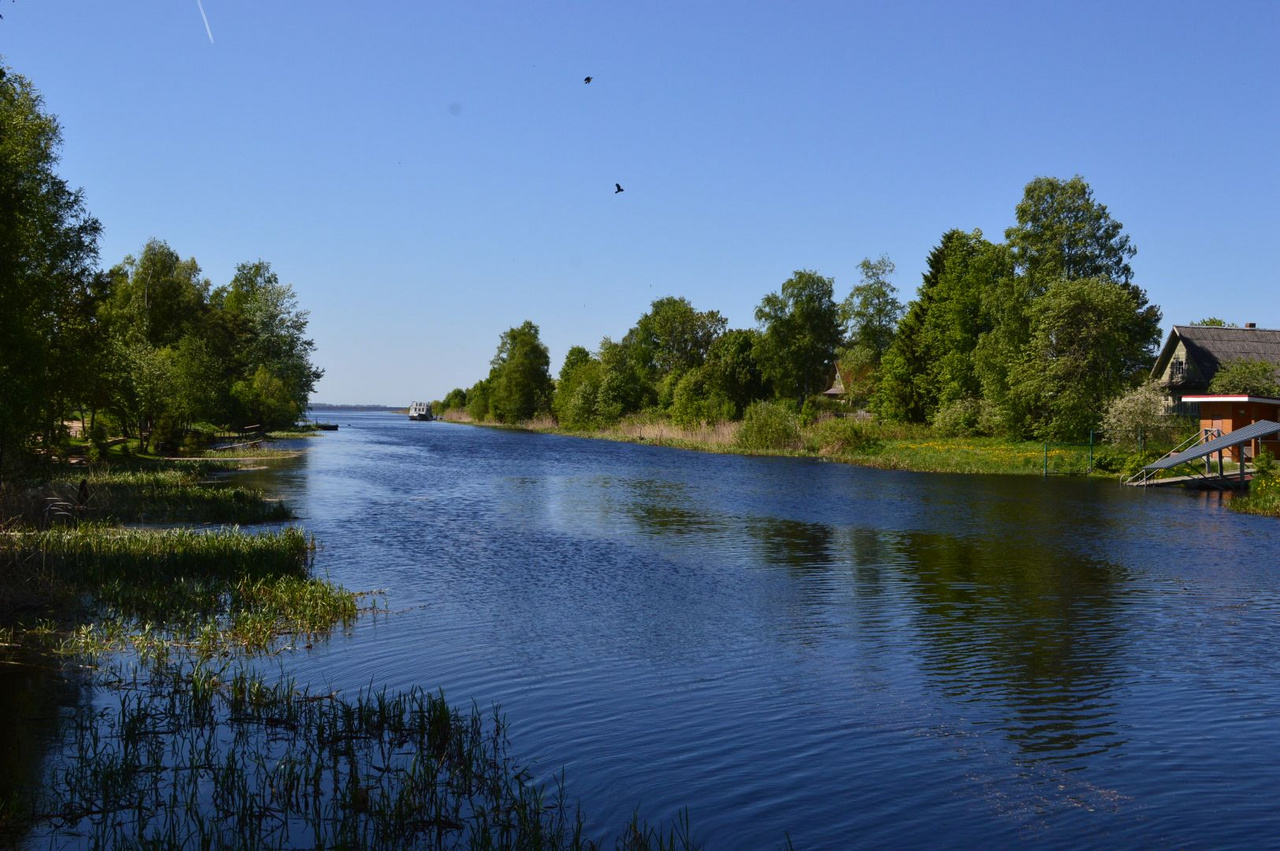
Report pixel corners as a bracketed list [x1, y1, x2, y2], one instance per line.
[6, 1, 1278, 404]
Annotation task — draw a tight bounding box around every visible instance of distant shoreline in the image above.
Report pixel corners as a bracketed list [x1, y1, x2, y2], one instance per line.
[308, 403, 401, 411]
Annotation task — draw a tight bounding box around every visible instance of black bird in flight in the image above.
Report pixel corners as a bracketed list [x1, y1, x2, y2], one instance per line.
[584, 76, 593, 84]
[615, 183, 624, 194]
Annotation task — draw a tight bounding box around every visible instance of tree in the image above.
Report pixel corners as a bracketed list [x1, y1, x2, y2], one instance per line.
[1101, 380, 1191, 451]
[439, 387, 468, 413]
[212, 260, 324, 426]
[466, 379, 492, 421]
[835, 256, 904, 408]
[754, 270, 842, 403]
[0, 64, 102, 467]
[1192, 317, 1231, 326]
[840, 256, 903, 362]
[700, 328, 767, 418]
[593, 336, 654, 421]
[629, 296, 727, 378]
[1006, 175, 1136, 289]
[553, 346, 604, 430]
[1209, 360, 1280, 397]
[1007, 277, 1155, 440]
[487, 320, 553, 423]
[875, 231, 1010, 423]
[104, 239, 209, 349]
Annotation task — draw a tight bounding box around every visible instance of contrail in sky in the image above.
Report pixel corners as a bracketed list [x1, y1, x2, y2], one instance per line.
[195, 0, 214, 43]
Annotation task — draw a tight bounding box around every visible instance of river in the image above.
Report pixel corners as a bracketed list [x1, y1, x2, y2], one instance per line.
[242, 410, 1280, 848]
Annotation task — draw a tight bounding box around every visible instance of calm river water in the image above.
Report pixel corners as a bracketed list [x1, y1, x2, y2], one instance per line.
[244, 410, 1280, 848]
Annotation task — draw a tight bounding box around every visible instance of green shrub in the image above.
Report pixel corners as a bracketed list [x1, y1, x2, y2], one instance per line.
[735, 401, 801, 452]
[1090, 446, 1128, 473]
[806, 416, 882, 455]
[931, 398, 981, 437]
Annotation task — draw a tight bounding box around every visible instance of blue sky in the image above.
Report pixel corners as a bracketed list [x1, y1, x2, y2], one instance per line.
[5, 1, 1277, 404]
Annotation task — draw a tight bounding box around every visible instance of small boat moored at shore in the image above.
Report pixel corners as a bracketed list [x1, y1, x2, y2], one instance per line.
[409, 401, 434, 421]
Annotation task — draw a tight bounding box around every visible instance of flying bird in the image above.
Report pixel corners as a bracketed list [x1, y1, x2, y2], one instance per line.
[615, 183, 624, 194]
[584, 76, 593, 84]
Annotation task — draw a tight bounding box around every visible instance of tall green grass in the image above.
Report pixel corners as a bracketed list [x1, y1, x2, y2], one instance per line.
[18, 659, 699, 850]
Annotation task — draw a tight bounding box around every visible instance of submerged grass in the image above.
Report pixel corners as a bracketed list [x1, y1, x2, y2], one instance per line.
[16, 656, 698, 850]
[0, 459, 704, 849]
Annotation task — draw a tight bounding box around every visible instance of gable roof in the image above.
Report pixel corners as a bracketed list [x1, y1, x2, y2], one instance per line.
[1152, 325, 1280, 389]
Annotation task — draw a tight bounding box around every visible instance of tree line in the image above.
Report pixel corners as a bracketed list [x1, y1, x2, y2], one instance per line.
[443, 175, 1163, 442]
[0, 63, 322, 468]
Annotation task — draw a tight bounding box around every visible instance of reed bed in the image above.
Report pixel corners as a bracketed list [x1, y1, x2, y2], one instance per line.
[16, 655, 698, 850]
[0, 525, 326, 634]
[2, 465, 290, 527]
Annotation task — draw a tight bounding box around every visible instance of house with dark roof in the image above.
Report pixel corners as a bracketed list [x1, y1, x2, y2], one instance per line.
[1151, 324, 1280, 462]
[1152, 324, 1280, 401]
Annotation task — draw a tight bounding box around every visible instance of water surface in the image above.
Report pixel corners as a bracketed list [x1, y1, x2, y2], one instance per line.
[245, 411, 1280, 848]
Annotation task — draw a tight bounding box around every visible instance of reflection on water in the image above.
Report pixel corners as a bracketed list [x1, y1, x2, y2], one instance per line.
[0, 655, 81, 842]
[236, 412, 1280, 849]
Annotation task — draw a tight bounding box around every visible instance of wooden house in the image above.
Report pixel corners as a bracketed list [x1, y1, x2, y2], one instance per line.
[1151, 324, 1280, 462]
[1151, 323, 1280, 403]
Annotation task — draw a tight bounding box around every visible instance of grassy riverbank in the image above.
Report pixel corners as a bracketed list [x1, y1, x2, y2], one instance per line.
[446, 408, 1102, 477]
[0, 457, 703, 848]
[448, 408, 1280, 518]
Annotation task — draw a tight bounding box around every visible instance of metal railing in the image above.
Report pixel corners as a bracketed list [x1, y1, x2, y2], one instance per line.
[1123, 428, 1222, 487]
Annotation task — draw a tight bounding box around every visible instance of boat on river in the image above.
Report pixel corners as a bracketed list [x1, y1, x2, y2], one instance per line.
[408, 401, 434, 421]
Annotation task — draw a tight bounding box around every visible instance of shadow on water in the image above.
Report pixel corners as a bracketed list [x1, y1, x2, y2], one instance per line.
[0, 655, 82, 841]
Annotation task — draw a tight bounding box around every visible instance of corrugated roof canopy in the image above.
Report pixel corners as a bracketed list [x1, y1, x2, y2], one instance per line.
[1144, 420, 1280, 471]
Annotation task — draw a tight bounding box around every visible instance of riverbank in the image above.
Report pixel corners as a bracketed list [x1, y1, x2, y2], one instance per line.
[440, 408, 1280, 518]
[444, 409, 1102, 476]
[0, 445, 702, 848]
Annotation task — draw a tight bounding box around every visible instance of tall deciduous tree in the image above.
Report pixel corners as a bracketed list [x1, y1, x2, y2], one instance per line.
[1008, 277, 1154, 440]
[837, 255, 904, 407]
[104, 239, 209, 349]
[629, 296, 727, 378]
[0, 64, 102, 467]
[1006, 175, 1136, 289]
[754, 270, 842, 403]
[840, 256, 903, 362]
[487, 320, 553, 423]
[213, 260, 324, 426]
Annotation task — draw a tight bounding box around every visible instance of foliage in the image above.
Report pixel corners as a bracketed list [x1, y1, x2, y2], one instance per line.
[875, 230, 1010, 424]
[1232, 451, 1280, 517]
[699, 329, 767, 418]
[840, 255, 903, 364]
[1101, 380, 1194, 452]
[931, 397, 982, 437]
[1208, 360, 1280, 397]
[806, 416, 882, 455]
[669, 369, 734, 428]
[627, 296, 727, 380]
[486, 321, 554, 423]
[0, 63, 103, 468]
[1007, 277, 1156, 440]
[1005, 175, 1136, 288]
[734, 401, 801, 452]
[466, 378, 492, 422]
[754, 270, 842, 403]
[438, 387, 467, 412]
[553, 348, 605, 429]
[1192, 317, 1231, 326]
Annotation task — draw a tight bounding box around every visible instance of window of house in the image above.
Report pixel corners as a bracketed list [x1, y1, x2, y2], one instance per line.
[1170, 358, 1185, 381]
